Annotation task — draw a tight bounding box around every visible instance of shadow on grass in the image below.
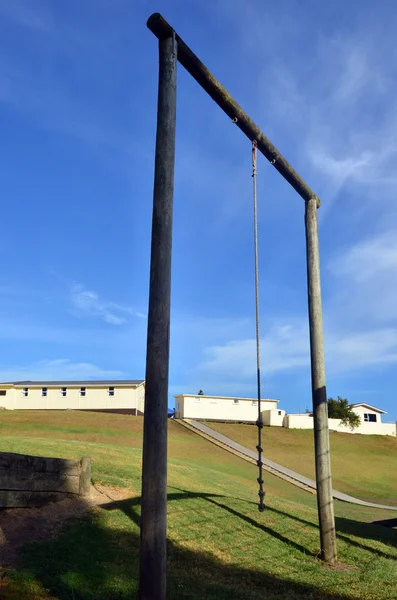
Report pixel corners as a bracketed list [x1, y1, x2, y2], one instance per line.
[163, 488, 397, 559]
[372, 517, 397, 528]
[262, 502, 397, 559]
[3, 489, 396, 600]
[107, 491, 313, 557]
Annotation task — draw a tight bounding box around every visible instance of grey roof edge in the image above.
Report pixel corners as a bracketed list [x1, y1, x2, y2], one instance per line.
[351, 403, 386, 414]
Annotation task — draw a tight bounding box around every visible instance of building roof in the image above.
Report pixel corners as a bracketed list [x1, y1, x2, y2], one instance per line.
[352, 403, 386, 414]
[2, 380, 145, 387]
[175, 394, 279, 403]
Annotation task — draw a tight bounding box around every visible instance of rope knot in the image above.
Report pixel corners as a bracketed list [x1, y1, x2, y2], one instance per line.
[252, 140, 258, 178]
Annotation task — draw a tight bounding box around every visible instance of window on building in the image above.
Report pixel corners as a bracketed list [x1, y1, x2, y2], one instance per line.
[278, 410, 282, 416]
[251, 400, 258, 406]
[60, 388, 67, 397]
[80, 387, 86, 397]
[41, 388, 47, 397]
[364, 413, 377, 422]
[176, 401, 180, 410]
[233, 399, 240, 405]
[108, 387, 115, 397]
[22, 388, 29, 397]
[0, 390, 6, 396]
[194, 396, 201, 402]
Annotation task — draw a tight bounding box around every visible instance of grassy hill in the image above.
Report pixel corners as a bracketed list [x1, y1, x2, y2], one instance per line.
[208, 422, 397, 506]
[0, 411, 396, 600]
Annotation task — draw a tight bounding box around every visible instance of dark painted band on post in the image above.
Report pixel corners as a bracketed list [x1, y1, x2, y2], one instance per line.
[147, 12, 320, 207]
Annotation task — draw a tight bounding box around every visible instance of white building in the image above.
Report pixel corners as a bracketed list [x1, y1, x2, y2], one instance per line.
[174, 394, 396, 436]
[174, 394, 284, 424]
[284, 402, 396, 436]
[0, 380, 145, 414]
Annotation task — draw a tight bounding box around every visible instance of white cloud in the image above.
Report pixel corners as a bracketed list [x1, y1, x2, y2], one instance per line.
[70, 283, 145, 325]
[135, 312, 147, 320]
[198, 322, 309, 379]
[189, 227, 397, 385]
[325, 328, 397, 372]
[194, 320, 397, 389]
[308, 150, 372, 189]
[71, 286, 125, 325]
[329, 230, 397, 283]
[0, 358, 126, 382]
[327, 229, 397, 324]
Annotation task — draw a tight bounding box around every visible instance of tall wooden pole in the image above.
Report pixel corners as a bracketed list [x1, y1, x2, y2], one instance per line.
[139, 33, 177, 600]
[305, 198, 337, 564]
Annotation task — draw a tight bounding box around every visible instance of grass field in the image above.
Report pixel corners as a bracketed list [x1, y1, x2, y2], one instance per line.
[209, 422, 397, 506]
[1, 411, 397, 599]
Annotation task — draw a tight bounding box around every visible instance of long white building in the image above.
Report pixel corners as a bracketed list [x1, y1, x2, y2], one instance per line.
[174, 393, 284, 424]
[0, 380, 145, 414]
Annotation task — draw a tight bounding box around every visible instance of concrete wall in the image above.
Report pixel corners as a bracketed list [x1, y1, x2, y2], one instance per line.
[283, 414, 314, 430]
[262, 409, 285, 427]
[0, 452, 91, 507]
[283, 413, 396, 436]
[0, 383, 145, 413]
[175, 395, 278, 422]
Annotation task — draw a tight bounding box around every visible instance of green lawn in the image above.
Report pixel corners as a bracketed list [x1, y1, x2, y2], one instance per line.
[208, 422, 397, 506]
[1, 411, 397, 599]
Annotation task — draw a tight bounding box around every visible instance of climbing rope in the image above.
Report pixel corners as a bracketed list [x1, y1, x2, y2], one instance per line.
[252, 140, 265, 512]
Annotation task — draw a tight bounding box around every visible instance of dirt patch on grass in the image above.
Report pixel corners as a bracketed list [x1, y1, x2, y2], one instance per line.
[0, 484, 134, 568]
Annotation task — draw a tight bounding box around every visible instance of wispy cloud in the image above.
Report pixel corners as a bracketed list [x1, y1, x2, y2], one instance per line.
[188, 228, 397, 389]
[327, 229, 397, 324]
[0, 358, 126, 382]
[222, 2, 397, 213]
[70, 283, 145, 325]
[198, 322, 309, 380]
[195, 319, 397, 388]
[329, 229, 397, 283]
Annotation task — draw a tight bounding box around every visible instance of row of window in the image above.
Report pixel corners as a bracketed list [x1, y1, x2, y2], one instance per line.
[21, 387, 116, 398]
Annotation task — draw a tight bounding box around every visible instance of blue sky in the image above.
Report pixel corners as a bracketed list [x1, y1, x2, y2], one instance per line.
[1, 0, 397, 421]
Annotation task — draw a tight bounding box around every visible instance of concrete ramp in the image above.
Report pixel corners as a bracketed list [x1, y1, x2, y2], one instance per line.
[179, 419, 397, 511]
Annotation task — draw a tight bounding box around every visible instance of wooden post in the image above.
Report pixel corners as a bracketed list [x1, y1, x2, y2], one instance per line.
[305, 198, 337, 564]
[79, 456, 91, 496]
[139, 33, 177, 600]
